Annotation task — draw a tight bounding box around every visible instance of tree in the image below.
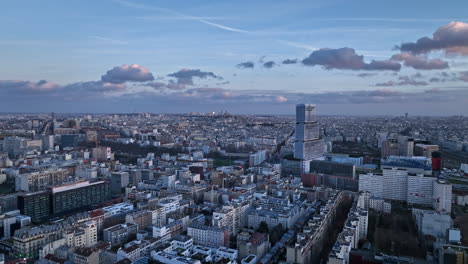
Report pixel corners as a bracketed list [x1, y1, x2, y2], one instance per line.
[257, 221, 269, 233]
[270, 224, 285, 245]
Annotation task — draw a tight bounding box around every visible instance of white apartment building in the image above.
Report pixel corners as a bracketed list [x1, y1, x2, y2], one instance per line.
[15, 169, 69, 192]
[65, 220, 97, 248]
[356, 209, 368, 242]
[358, 168, 452, 213]
[187, 223, 229, 248]
[158, 198, 180, 214]
[216, 247, 238, 261]
[407, 175, 434, 206]
[161, 175, 176, 188]
[249, 150, 266, 167]
[212, 202, 249, 235]
[433, 180, 452, 214]
[382, 167, 408, 201]
[150, 206, 166, 228]
[358, 173, 383, 198]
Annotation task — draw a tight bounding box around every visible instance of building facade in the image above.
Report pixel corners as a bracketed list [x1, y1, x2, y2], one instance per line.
[187, 223, 229, 248]
[51, 180, 111, 215]
[15, 169, 69, 192]
[293, 104, 324, 162]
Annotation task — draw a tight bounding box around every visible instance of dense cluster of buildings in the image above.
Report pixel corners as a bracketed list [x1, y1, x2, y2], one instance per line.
[0, 106, 466, 264]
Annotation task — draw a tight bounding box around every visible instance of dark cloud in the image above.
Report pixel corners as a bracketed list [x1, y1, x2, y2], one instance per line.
[263, 61, 276, 69]
[357, 73, 377, 78]
[459, 71, 468, 82]
[412, 73, 424, 79]
[375, 76, 428, 87]
[398, 22, 468, 55]
[101, 64, 154, 84]
[429, 77, 441, 83]
[145, 81, 167, 90]
[302, 47, 401, 71]
[0, 80, 59, 93]
[63, 81, 126, 94]
[365, 60, 402, 71]
[440, 72, 455, 78]
[282, 59, 298, 64]
[0, 79, 126, 100]
[236, 61, 255, 69]
[167, 69, 222, 85]
[145, 80, 186, 90]
[147, 69, 224, 91]
[391, 53, 449, 70]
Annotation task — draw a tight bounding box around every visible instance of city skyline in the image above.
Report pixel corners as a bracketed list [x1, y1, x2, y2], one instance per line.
[0, 102, 467, 262]
[1, 0, 468, 115]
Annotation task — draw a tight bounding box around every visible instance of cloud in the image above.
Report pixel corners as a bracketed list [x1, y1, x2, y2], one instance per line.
[259, 56, 266, 63]
[263, 61, 276, 69]
[2, 77, 467, 113]
[147, 69, 224, 90]
[398, 21, 468, 55]
[167, 69, 222, 86]
[166, 87, 463, 105]
[0, 79, 126, 99]
[375, 75, 428, 87]
[459, 71, 468, 82]
[63, 81, 127, 95]
[301, 47, 401, 71]
[391, 53, 449, 70]
[276, 96, 288, 102]
[357, 73, 377, 78]
[101, 64, 154, 84]
[237, 61, 255, 69]
[162, 87, 292, 104]
[146, 80, 186, 90]
[287, 88, 467, 105]
[282, 59, 298, 64]
[277, 40, 317, 50]
[0, 64, 157, 99]
[145, 81, 168, 90]
[0, 80, 60, 93]
[440, 72, 454, 78]
[412, 73, 424, 78]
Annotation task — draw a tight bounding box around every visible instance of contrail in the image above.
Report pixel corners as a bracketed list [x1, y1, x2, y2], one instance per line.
[114, 0, 247, 33]
[113, 0, 316, 51]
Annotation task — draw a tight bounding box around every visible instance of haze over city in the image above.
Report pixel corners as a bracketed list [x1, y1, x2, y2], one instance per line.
[1, 0, 468, 115]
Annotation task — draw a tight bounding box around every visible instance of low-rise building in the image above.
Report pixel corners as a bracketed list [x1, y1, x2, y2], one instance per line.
[237, 232, 270, 261]
[151, 251, 201, 264]
[103, 223, 138, 247]
[74, 247, 100, 264]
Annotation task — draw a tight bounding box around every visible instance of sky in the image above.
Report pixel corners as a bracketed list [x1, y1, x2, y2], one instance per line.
[1, 0, 468, 115]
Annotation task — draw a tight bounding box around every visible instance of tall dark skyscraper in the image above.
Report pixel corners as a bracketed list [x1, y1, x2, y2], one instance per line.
[294, 104, 324, 161]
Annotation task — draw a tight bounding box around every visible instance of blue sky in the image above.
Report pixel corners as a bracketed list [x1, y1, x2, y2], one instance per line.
[1, 0, 468, 115]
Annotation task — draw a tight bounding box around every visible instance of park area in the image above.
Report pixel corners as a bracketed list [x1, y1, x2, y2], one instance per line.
[367, 208, 427, 258]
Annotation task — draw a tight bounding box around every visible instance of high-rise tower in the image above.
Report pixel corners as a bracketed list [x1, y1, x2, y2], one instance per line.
[294, 104, 324, 161]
